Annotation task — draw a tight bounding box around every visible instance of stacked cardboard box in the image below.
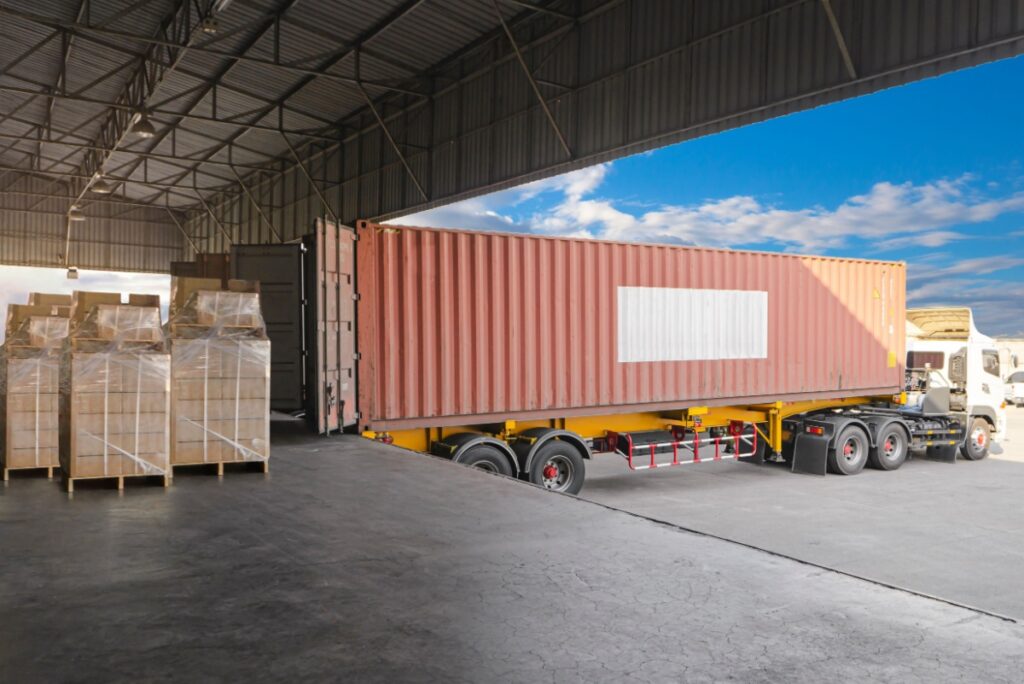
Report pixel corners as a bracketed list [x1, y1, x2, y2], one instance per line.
[169, 278, 270, 473]
[60, 295, 170, 492]
[1, 314, 70, 479]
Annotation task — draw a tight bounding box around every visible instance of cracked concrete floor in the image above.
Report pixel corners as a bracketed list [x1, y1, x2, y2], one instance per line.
[2, 422, 1023, 682]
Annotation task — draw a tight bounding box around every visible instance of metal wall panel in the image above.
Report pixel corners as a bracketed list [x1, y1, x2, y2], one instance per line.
[181, 0, 1024, 253]
[0, 175, 185, 273]
[356, 221, 905, 431]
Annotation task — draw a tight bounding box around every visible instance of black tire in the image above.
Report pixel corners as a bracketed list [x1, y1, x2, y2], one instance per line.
[960, 417, 991, 461]
[827, 424, 869, 475]
[528, 441, 586, 495]
[458, 445, 514, 476]
[868, 423, 908, 471]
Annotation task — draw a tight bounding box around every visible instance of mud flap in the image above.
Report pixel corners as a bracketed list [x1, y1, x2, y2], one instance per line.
[791, 432, 830, 475]
[924, 443, 958, 463]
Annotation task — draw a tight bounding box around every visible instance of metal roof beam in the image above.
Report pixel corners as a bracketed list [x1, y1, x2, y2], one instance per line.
[0, 84, 347, 147]
[820, 0, 858, 80]
[157, 0, 428, 209]
[0, 162, 198, 198]
[67, 0, 220, 199]
[0, 130, 280, 173]
[108, 0, 306, 211]
[0, 6, 426, 108]
[496, 0, 576, 21]
[490, 0, 572, 159]
[0, 189, 179, 209]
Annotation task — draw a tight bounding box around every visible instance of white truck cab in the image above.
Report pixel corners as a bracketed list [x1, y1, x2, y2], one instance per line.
[1006, 370, 1024, 408]
[906, 308, 1006, 459]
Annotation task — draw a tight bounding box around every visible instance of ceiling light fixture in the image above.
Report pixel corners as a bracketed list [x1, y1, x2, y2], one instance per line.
[91, 177, 114, 194]
[68, 205, 85, 221]
[132, 111, 156, 139]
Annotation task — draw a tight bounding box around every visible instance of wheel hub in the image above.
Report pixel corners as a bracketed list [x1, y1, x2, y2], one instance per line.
[884, 438, 895, 455]
[542, 463, 559, 480]
[974, 430, 986, 447]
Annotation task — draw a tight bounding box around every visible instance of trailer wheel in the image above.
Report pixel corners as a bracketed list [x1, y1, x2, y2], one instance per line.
[827, 425, 869, 475]
[529, 441, 585, 495]
[868, 424, 908, 471]
[960, 418, 991, 461]
[458, 445, 515, 476]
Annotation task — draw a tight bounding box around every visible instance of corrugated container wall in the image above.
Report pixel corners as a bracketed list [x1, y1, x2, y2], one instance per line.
[356, 221, 905, 431]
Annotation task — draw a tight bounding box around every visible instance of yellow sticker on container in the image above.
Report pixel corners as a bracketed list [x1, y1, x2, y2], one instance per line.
[887, 351, 897, 368]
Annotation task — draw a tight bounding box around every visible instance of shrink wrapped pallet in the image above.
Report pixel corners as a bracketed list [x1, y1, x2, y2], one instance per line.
[0, 316, 69, 478]
[168, 282, 270, 472]
[59, 304, 170, 491]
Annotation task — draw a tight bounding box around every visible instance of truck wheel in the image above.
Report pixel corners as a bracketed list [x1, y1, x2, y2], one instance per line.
[960, 418, 991, 461]
[868, 424, 908, 471]
[529, 441, 585, 495]
[458, 445, 514, 476]
[827, 425, 869, 475]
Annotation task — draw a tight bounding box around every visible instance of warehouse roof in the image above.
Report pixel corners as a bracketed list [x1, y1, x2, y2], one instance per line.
[0, 1, 1022, 272]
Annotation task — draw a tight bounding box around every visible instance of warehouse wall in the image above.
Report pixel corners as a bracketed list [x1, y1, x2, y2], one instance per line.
[0, 174, 186, 273]
[184, 0, 1024, 251]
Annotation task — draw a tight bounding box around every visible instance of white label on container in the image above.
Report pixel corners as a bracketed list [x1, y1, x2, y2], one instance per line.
[617, 287, 768, 362]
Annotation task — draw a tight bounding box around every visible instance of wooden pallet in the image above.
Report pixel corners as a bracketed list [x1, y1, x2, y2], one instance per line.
[171, 459, 269, 477]
[2, 464, 58, 481]
[64, 472, 171, 493]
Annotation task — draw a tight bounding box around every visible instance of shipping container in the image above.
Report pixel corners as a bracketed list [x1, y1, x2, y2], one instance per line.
[235, 218, 970, 494]
[355, 221, 905, 431]
[230, 221, 355, 434]
[231, 245, 305, 412]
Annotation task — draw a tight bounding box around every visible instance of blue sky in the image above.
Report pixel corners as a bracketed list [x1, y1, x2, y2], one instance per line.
[402, 55, 1024, 337]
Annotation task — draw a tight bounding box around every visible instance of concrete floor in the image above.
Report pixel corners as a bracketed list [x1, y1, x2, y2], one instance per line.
[583, 407, 1024, 621]
[2, 421, 1024, 681]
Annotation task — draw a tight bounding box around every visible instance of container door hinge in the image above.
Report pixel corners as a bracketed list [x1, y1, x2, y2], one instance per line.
[353, 352, 362, 360]
[352, 293, 361, 301]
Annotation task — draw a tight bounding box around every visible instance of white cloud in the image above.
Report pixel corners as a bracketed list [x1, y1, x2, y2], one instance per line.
[874, 231, 966, 250]
[396, 163, 1024, 335]
[527, 174, 1024, 251]
[395, 165, 613, 234]
[401, 166, 1024, 254]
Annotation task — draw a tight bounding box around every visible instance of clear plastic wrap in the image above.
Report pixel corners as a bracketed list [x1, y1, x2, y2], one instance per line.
[59, 305, 170, 482]
[168, 287, 270, 467]
[0, 316, 68, 474]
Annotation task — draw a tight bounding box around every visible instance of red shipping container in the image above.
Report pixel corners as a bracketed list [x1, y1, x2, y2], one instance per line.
[356, 221, 905, 431]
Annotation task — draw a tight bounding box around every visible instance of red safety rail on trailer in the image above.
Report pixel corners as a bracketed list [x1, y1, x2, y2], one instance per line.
[607, 423, 758, 471]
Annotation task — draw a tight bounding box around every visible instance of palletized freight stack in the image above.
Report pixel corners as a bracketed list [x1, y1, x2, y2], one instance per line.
[0, 295, 72, 480]
[168, 278, 270, 475]
[60, 292, 171, 493]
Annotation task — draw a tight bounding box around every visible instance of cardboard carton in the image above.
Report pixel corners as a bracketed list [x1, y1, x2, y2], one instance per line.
[28, 293, 73, 307]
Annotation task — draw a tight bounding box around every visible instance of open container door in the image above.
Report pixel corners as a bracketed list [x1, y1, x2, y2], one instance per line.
[231, 244, 306, 413]
[305, 219, 357, 434]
